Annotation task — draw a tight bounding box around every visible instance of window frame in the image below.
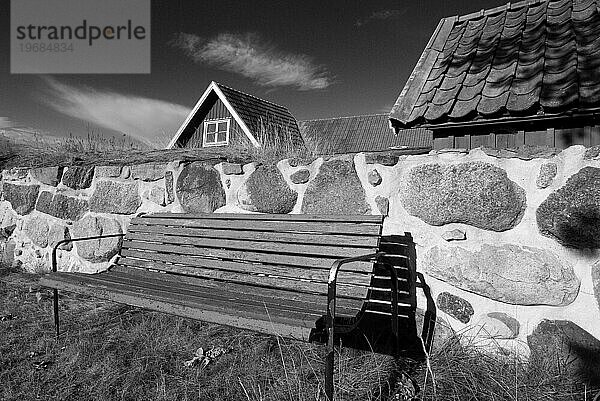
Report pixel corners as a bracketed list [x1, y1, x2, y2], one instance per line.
[202, 118, 231, 147]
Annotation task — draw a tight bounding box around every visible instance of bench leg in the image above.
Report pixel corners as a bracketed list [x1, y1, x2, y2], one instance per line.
[325, 282, 336, 401]
[325, 346, 334, 401]
[53, 288, 60, 338]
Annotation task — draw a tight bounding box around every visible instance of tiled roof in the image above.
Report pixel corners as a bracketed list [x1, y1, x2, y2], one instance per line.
[390, 0, 600, 129]
[298, 114, 432, 154]
[216, 83, 303, 146]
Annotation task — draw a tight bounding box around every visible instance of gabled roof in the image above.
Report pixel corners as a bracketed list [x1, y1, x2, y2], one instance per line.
[168, 81, 302, 148]
[390, 0, 600, 130]
[298, 114, 432, 154]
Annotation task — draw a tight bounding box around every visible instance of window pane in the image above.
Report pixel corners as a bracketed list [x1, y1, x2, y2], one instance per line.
[217, 132, 227, 142]
[217, 122, 227, 132]
[206, 123, 216, 133]
[205, 132, 216, 143]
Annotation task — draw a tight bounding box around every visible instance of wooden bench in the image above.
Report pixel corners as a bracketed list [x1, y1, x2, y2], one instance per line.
[40, 213, 436, 400]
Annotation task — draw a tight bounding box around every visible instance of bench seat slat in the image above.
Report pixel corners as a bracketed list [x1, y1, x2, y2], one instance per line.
[107, 269, 414, 319]
[40, 274, 317, 340]
[143, 213, 384, 224]
[128, 224, 380, 248]
[117, 254, 373, 288]
[115, 253, 369, 300]
[48, 270, 364, 317]
[109, 266, 367, 309]
[120, 242, 374, 273]
[124, 232, 377, 258]
[130, 217, 382, 236]
[107, 270, 368, 317]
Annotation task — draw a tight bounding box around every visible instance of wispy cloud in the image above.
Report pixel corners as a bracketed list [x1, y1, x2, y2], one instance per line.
[171, 32, 333, 91]
[41, 78, 190, 147]
[355, 9, 406, 27]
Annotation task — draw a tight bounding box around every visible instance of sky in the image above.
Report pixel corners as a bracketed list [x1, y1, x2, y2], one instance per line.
[0, 0, 510, 147]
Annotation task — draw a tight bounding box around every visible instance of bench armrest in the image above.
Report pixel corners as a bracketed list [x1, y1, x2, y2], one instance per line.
[51, 234, 126, 272]
[327, 251, 399, 338]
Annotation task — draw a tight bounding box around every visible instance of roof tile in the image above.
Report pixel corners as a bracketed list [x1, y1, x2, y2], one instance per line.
[450, 96, 481, 118]
[580, 81, 600, 104]
[390, 0, 600, 128]
[507, 86, 542, 112]
[478, 92, 511, 115]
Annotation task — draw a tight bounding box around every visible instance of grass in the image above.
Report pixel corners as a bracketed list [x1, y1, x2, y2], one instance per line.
[1, 267, 598, 401]
[0, 269, 398, 401]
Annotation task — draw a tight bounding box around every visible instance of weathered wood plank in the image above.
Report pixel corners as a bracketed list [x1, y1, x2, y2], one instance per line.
[124, 232, 377, 258]
[101, 268, 361, 314]
[117, 254, 372, 287]
[130, 217, 382, 236]
[48, 270, 366, 318]
[142, 213, 383, 224]
[120, 242, 375, 272]
[40, 276, 315, 340]
[109, 266, 366, 308]
[58, 272, 330, 316]
[115, 255, 370, 299]
[44, 272, 328, 318]
[127, 224, 380, 248]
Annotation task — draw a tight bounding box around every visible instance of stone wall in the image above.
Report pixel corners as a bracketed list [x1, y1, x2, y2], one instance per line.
[2, 145, 600, 359]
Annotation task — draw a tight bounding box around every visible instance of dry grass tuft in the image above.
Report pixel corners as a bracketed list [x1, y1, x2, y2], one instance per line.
[417, 334, 599, 401]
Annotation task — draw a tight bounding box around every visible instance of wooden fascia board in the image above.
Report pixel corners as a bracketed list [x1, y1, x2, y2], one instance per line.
[389, 17, 456, 124]
[425, 111, 600, 132]
[166, 82, 216, 149]
[213, 84, 261, 148]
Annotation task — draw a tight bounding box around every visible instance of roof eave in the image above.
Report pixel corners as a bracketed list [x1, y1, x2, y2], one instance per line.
[392, 109, 600, 133]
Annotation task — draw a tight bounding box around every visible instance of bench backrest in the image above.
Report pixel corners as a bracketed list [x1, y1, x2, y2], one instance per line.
[114, 213, 416, 320]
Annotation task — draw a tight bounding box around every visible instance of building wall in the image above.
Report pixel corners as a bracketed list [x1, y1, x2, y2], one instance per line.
[183, 98, 250, 148]
[433, 125, 600, 150]
[2, 145, 600, 359]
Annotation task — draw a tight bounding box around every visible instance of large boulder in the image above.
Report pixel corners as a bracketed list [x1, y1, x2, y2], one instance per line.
[238, 164, 297, 213]
[30, 166, 63, 186]
[2, 183, 39, 215]
[71, 215, 122, 262]
[23, 216, 49, 247]
[401, 162, 526, 231]
[176, 163, 225, 213]
[537, 167, 600, 248]
[62, 166, 94, 189]
[90, 180, 141, 215]
[528, 320, 600, 386]
[423, 244, 580, 306]
[301, 159, 370, 215]
[36, 191, 89, 221]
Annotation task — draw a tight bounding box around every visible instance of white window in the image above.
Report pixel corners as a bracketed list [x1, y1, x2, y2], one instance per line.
[203, 118, 230, 146]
